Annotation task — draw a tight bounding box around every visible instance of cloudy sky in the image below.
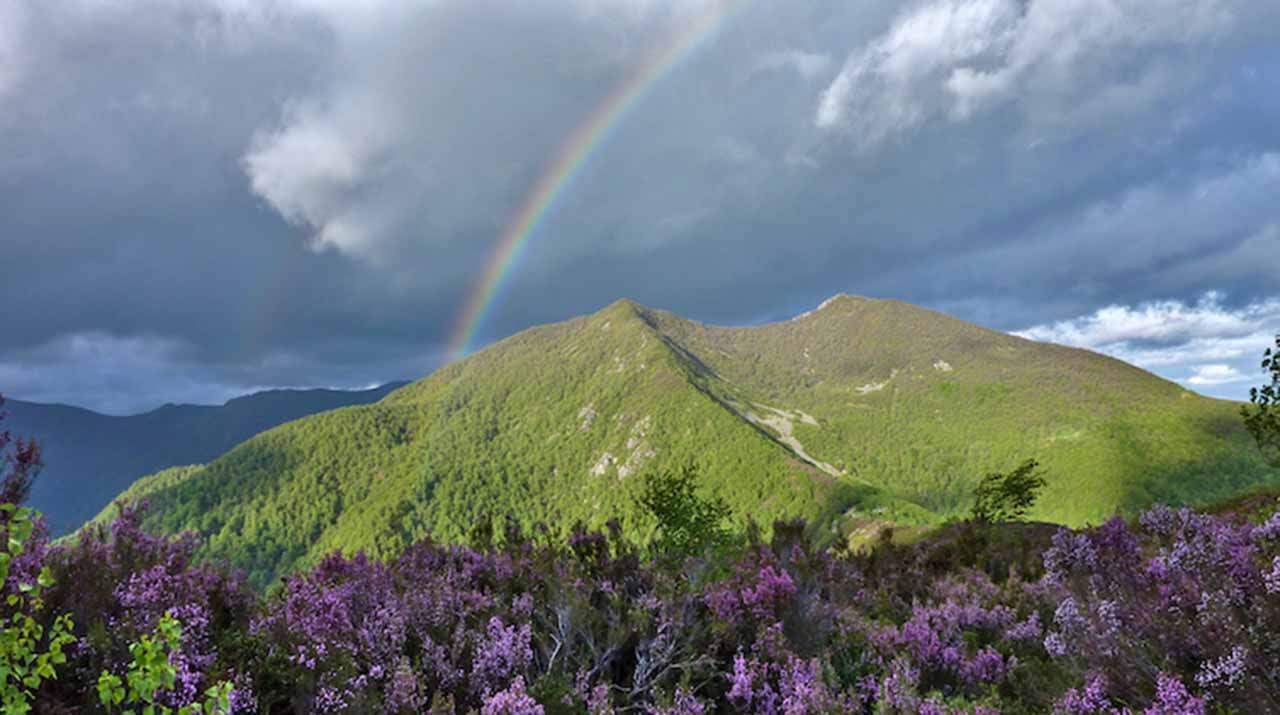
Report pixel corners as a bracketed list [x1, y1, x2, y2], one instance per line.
[2, 0, 1278, 414]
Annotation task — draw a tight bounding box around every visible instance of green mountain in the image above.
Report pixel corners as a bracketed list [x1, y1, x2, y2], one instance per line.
[7, 383, 407, 534]
[98, 297, 1274, 587]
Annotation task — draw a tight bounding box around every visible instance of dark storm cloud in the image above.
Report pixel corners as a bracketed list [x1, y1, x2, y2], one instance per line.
[2, 0, 1278, 412]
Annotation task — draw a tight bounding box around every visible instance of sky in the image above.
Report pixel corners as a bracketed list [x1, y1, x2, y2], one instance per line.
[1, 0, 1278, 414]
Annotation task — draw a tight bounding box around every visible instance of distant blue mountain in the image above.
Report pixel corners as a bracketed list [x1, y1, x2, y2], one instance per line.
[3, 383, 408, 534]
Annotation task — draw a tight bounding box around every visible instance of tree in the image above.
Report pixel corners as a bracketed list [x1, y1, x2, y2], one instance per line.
[970, 458, 1046, 524]
[0, 395, 42, 507]
[637, 464, 730, 557]
[0, 394, 74, 713]
[0, 503, 76, 714]
[1242, 335, 1280, 467]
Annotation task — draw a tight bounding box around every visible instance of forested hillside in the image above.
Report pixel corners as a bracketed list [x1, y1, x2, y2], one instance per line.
[5, 383, 406, 533]
[98, 297, 1274, 587]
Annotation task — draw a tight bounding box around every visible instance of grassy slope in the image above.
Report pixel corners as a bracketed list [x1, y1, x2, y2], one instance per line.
[97, 297, 1274, 587]
[646, 296, 1267, 525]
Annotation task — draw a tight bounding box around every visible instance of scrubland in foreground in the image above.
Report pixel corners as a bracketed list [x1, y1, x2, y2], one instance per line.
[6, 484, 1280, 714]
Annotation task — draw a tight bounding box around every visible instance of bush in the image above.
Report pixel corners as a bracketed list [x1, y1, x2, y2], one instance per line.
[97, 612, 233, 715]
[8, 498, 1280, 711]
[0, 504, 74, 714]
[1243, 334, 1280, 467]
[970, 459, 1047, 524]
[638, 464, 731, 557]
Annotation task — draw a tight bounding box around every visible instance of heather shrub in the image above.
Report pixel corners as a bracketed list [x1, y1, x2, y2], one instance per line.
[38, 503, 254, 711]
[1041, 507, 1280, 712]
[10, 501, 1280, 712]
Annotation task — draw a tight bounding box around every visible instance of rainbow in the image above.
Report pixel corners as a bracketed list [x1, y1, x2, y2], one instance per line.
[445, 0, 741, 361]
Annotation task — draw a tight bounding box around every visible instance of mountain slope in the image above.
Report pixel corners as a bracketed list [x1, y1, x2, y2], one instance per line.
[642, 296, 1265, 524]
[102, 297, 1274, 586]
[5, 383, 407, 533]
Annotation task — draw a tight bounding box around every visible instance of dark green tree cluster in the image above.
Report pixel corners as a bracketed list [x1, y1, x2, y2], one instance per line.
[638, 464, 731, 557]
[970, 458, 1047, 524]
[1243, 334, 1280, 467]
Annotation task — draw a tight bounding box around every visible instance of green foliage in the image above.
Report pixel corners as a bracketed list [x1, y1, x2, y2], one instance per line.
[8, 383, 404, 535]
[88, 297, 1278, 586]
[638, 464, 731, 557]
[970, 459, 1047, 524]
[97, 613, 232, 715]
[1242, 335, 1280, 467]
[0, 504, 74, 715]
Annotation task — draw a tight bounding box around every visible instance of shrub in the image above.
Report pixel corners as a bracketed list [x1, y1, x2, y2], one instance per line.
[1242, 334, 1280, 466]
[97, 612, 233, 714]
[970, 459, 1047, 524]
[638, 464, 731, 557]
[0, 504, 74, 714]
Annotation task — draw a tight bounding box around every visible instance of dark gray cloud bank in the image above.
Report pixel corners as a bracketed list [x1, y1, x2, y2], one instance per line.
[2, 0, 1278, 413]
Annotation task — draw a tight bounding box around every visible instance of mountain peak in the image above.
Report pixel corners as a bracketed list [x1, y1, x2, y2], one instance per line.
[100, 297, 1270, 586]
[600, 297, 646, 316]
[791, 293, 868, 321]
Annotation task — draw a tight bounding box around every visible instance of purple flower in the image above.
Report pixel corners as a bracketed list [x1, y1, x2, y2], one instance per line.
[473, 617, 534, 695]
[482, 676, 544, 715]
[1265, 556, 1280, 594]
[585, 682, 615, 715]
[959, 647, 1010, 685]
[1005, 612, 1043, 641]
[705, 557, 797, 626]
[1146, 673, 1205, 715]
[727, 653, 754, 707]
[1253, 510, 1280, 542]
[1044, 530, 1099, 582]
[779, 657, 831, 714]
[1053, 596, 1086, 635]
[1194, 646, 1246, 692]
[1054, 674, 1112, 714]
[647, 688, 708, 715]
[1044, 632, 1068, 658]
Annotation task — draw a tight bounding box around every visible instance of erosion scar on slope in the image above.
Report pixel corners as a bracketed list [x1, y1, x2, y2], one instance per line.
[737, 402, 874, 486]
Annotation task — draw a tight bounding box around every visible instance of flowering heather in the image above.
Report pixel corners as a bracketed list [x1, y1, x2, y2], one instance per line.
[7, 498, 1280, 712]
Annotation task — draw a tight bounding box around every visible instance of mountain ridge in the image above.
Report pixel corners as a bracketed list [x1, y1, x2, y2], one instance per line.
[94, 296, 1274, 586]
[6, 382, 409, 533]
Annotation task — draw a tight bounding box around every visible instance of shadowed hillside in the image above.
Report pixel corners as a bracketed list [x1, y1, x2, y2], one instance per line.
[97, 297, 1274, 586]
[5, 383, 407, 533]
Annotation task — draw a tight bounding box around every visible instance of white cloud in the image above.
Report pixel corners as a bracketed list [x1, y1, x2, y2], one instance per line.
[238, 0, 724, 262]
[1016, 293, 1273, 347]
[817, 0, 1020, 137]
[816, 0, 1274, 145]
[1186, 364, 1250, 385]
[1016, 293, 1280, 398]
[244, 98, 401, 255]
